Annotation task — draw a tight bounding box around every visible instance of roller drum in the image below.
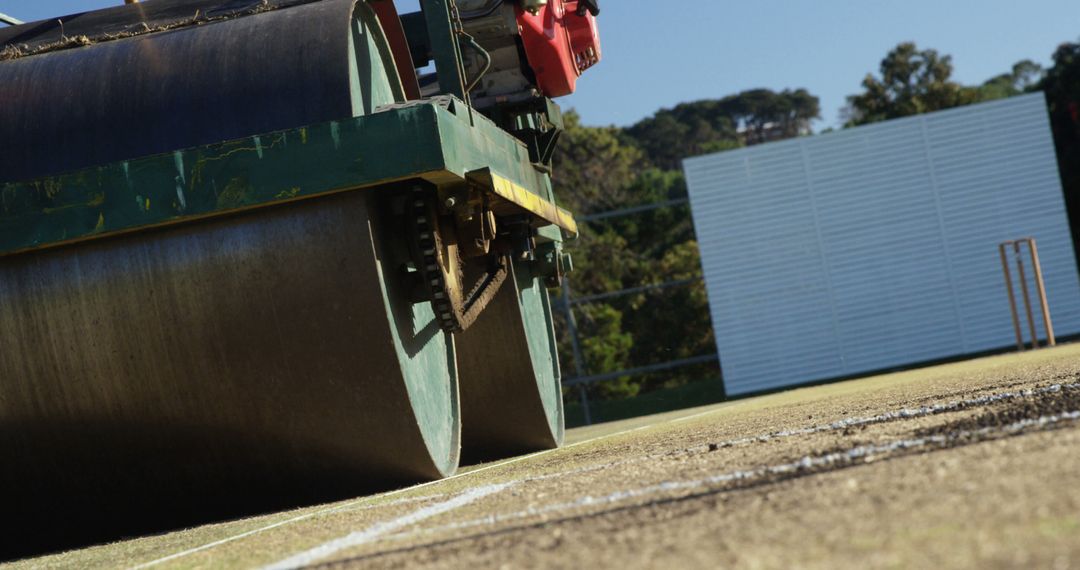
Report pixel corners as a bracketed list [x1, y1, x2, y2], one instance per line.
[457, 258, 565, 460]
[0, 0, 401, 182]
[0, 190, 461, 559]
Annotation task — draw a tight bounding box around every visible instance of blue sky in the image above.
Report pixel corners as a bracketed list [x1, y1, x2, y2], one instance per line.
[4, 0, 1078, 129]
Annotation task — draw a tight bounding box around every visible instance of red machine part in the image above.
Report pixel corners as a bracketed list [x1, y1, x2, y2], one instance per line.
[516, 0, 602, 98]
[371, 0, 422, 100]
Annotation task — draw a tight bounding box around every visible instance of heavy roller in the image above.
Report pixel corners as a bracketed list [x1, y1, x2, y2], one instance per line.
[0, 0, 600, 558]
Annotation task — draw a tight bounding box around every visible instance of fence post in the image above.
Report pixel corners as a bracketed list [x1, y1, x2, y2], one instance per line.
[578, 385, 592, 426]
[560, 278, 592, 425]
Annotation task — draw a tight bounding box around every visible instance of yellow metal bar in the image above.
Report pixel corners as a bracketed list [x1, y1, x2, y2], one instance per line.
[468, 168, 578, 238]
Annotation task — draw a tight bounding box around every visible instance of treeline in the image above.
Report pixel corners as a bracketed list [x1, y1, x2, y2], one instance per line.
[554, 39, 1080, 402]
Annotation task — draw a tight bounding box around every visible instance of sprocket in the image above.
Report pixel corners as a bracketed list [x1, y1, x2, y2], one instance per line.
[407, 187, 509, 333]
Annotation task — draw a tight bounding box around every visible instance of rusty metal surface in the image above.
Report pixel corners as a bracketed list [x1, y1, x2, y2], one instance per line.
[0, 191, 458, 558]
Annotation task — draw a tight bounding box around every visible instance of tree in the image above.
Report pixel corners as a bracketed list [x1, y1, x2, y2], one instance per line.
[553, 110, 643, 215]
[577, 304, 637, 399]
[845, 42, 976, 126]
[624, 89, 820, 169]
[979, 60, 1044, 101]
[551, 87, 818, 405]
[1037, 40, 1080, 266]
[624, 101, 738, 170]
[615, 240, 716, 392]
[725, 88, 821, 145]
[551, 112, 643, 395]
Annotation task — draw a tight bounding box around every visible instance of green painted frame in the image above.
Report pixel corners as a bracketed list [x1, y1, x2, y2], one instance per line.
[0, 98, 574, 257]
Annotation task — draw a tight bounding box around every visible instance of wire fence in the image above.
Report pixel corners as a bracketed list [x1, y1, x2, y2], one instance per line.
[556, 199, 720, 425]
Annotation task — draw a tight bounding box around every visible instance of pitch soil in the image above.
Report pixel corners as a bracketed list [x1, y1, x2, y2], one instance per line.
[14, 344, 1080, 569]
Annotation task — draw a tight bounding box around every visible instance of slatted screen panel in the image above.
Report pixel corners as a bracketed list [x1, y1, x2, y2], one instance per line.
[683, 93, 1080, 396]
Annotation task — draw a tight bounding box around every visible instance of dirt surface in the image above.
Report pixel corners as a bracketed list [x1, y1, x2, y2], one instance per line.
[10, 344, 1080, 569]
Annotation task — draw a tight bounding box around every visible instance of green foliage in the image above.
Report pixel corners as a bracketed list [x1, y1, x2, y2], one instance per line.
[1038, 39, 1080, 265]
[624, 89, 820, 169]
[730, 88, 821, 145]
[568, 227, 638, 294]
[576, 304, 637, 399]
[611, 241, 716, 392]
[845, 42, 977, 126]
[979, 60, 1044, 101]
[552, 90, 817, 402]
[844, 38, 1079, 266]
[623, 104, 737, 170]
[553, 111, 643, 214]
[554, 35, 1080, 412]
[845, 44, 1050, 127]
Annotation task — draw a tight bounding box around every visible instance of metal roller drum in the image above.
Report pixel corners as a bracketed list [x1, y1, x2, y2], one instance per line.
[457, 258, 565, 460]
[0, 190, 460, 557]
[0, 0, 460, 558]
[0, 0, 402, 182]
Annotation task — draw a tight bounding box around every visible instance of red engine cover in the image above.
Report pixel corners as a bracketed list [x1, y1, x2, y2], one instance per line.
[516, 0, 601, 98]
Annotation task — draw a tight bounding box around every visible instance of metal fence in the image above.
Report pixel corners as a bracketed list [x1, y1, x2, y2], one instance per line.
[555, 199, 719, 425]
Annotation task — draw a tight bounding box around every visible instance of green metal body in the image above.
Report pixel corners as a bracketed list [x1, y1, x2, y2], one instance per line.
[0, 3, 573, 555]
[0, 98, 569, 257]
[0, 0, 571, 447]
[458, 257, 565, 459]
[421, 0, 469, 101]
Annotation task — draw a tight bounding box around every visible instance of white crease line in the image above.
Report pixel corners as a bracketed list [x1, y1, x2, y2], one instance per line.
[129, 451, 542, 570]
[130, 382, 1078, 568]
[130, 416, 685, 569]
[130, 484, 478, 570]
[384, 409, 1080, 544]
[671, 407, 730, 424]
[539, 383, 1080, 477]
[130, 513, 324, 570]
[681, 383, 1080, 449]
[261, 482, 514, 570]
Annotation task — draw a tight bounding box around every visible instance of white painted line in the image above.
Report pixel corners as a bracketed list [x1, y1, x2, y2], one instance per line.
[532, 383, 1080, 482]
[132, 382, 1078, 568]
[261, 483, 514, 570]
[130, 514, 320, 570]
[677, 383, 1080, 445]
[131, 423, 651, 568]
[130, 486, 471, 569]
[670, 407, 731, 424]
[387, 409, 1080, 544]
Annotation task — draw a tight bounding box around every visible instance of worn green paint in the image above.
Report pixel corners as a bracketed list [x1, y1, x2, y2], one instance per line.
[515, 258, 566, 445]
[422, 0, 468, 102]
[375, 211, 461, 477]
[0, 99, 568, 256]
[440, 114, 559, 206]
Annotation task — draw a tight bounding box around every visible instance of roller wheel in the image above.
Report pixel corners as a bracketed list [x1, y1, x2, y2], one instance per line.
[0, 190, 460, 558]
[457, 257, 565, 461]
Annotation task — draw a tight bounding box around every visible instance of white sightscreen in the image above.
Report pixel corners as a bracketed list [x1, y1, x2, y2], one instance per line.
[683, 93, 1080, 396]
